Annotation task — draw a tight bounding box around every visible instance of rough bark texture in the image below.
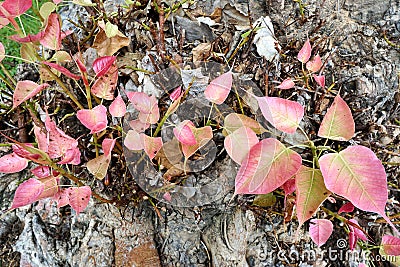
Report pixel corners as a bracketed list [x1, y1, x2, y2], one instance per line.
[1, 0, 399, 267]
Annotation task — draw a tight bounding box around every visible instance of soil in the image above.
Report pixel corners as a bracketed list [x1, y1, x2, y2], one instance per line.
[0, 0, 399, 267]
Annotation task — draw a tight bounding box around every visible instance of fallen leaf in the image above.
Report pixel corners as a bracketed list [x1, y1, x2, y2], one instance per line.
[204, 71, 232, 105]
[92, 20, 130, 56]
[298, 39, 312, 64]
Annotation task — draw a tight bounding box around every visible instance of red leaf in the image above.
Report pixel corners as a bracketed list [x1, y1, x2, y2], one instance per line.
[102, 138, 115, 157]
[235, 138, 302, 194]
[9, 32, 43, 43]
[313, 74, 325, 87]
[76, 105, 108, 133]
[109, 95, 126, 117]
[382, 235, 400, 256]
[91, 62, 118, 100]
[40, 13, 61, 50]
[295, 166, 330, 226]
[276, 78, 295, 90]
[338, 202, 354, 214]
[318, 95, 355, 141]
[309, 219, 333, 247]
[0, 152, 28, 173]
[173, 120, 197, 145]
[140, 134, 163, 160]
[93, 56, 116, 77]
[124, 130, 143, 150]
[297, 39, 312, 63]
[13, 80, 50, 108]
[170, 86, 182, 101]
[52, 188, 70, 208]
[68, 186, 91, 215]
[256, 96, 304, 134]
[281, 177, 296, 196]
[0, 0, 32, 18]
[11, 178, 44, 209]
[12, 143, 44, 162]
[224, 126, 259, 165]
[319, 145, 398, 234]
[204, 71, 232, 105]
[306, 54, 323, 72]
[348, 219, 368, 241]
[42, 62, 81, 80]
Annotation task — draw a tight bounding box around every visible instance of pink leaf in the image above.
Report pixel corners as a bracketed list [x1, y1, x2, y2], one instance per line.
[40, 13, 61, 50]
[170, 86, 182, 101]
[53, 0, 62, 4]
[109, 95, 126, 117]
[140, 134, 163, 160]
[42, 61, 81, 80]
[0, 42, 5, 62]
[306, 54, 323, 72]
[318, 95, 355, 141]
[235, 138, 302, 194]
[181, 126, 213, 159]
[124, 130, 143, 150]
[338, 202, 354, 214]
[382, 235, 400, 256]
[37, 175, 58, 199]
[313, 74, 325, 88]
[348, 219, 368, 241]
[276, 78, 295, 90]
[204, 71, 232, 105]
[173, 120, 197, 145]
[93, 56, 116, 77]
[138, 108, 160, 124]
[102, 138, 115, 157]
[223, 113, 266, 135]
[129, 119, 149, 133]
[12, 143, 44, 162]
[319, 145, 398, 233]
[128, 92, 158, 114]
[309, 219, 333, 247]
[31, 166, 51, 178]
[91, 62, 118, 100]
[57, 147, 81, 165]
[68, 186, 91, 215]
[0, 153, 29, 173]
[295, 166, 330, 226]
[13, 80, 50, 108]
[11, 178, 44, 209]
[76, 105, 108, 133]
[0, 0, 32, 18]
[256, 96, 304, 134]
[224, 126, 259, 165]
[297, 39, 312, 63]
[281, 177, 296, 196]
[9, 32, 43, 43]
[52, 188, 69, 208]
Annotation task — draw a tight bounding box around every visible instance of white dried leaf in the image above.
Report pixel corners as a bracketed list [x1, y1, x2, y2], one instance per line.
[253, 16, 280, 62]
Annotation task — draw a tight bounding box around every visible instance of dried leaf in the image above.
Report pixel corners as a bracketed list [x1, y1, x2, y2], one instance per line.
[86, 154, 110, 180]
[223, 113, 266, 135]
[92, 20, 130, 56]
[140, 134, 163, 160]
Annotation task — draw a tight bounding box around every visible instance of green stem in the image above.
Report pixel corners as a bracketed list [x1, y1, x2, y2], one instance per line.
[153, 110, 170, 137]
[0, 63, 17, 86]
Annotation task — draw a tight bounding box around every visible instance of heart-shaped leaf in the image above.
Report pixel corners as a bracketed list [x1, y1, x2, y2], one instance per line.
[256, 96, 304, 134]
[138, 108, 160, 124]
[338, 202, 354, 214]
[224, 126, 259, 165]
[140, 134, 163, 160]
[124, 130, 143, 150]
[86, 154, 110, 180]
[57, 147, 81, 165]
[13, 80, 50, 108]
[76, 105, 108, 133]
[0, 0, 32, 18]
[204, 71, 232, 105]
[40, 13, 61, 50]
[309, 219, 333, 247]
[128, 119, 149, 133]
[174, 120, 197, 145]
[93, 56, 116, 77]
[235, 138, 302, 194]
[68, 186, 91, 215]
[52, 188, 70, 209]
[0, 153, 29, 173]
[296, 166, 330, 226]
[319, 145, 398, 233]
[382, 235, 400, 256]
[276, 78, 295, 90]
[109, 95, 126, 117]
[181, 126, 213, 159]
[31, 166, 51, 178]
[318, 95, 355, 141]
[102, 138, 115, 157]
[11, 178, 44, 209]
[37, 175, 58, 199]
[91, 62, 118, 100]
[306, 54, 322, 72]
[105, 21, 118, 38]
[223, 113, 266, 136]
[127, 92, 158, 114]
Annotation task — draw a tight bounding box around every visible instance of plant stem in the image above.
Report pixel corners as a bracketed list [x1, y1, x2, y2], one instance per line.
[0, 63, 17, 86]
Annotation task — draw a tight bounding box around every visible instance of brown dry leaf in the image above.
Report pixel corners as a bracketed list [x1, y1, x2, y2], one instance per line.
[193, 43, 211, 62]
[92, 20, 130, 56]
[91, 62, 118, 100]
[39, 66, 58, 81]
